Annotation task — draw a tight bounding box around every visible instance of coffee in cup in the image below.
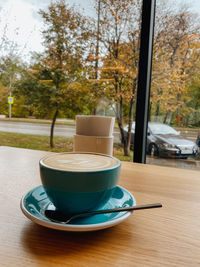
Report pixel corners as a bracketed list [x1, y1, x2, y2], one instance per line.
[39, 152, 121, 213]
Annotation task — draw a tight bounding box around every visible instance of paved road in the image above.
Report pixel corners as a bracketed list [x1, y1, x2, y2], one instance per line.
[0, 120, 120, 142]
[0, 120, 197, 142]
[0, 121, 75, 137]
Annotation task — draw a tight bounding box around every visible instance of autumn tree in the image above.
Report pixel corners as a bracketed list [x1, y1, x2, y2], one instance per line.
[89, 0, 200, 156]
[36, 0, 92, 147]
[90, 0, 141, 156]
[151, 3, 200, 125]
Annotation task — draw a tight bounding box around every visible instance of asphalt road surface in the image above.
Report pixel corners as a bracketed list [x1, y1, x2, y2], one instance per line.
[0, 120, 198, 141]
[0, 120, 120, 142]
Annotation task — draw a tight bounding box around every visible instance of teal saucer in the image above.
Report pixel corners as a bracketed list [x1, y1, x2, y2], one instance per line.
[20, 185, 136, 232]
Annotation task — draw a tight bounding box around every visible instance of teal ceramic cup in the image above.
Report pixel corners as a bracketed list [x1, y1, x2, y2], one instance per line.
[39, 152, 121, 214]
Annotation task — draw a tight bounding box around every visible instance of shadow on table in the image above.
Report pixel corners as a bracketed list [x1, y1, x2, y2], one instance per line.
[21, 221, 135, 258]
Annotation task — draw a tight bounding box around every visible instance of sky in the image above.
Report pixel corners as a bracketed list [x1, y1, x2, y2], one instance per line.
[0, 0, 199, 62]
[0, 0, 94, 61]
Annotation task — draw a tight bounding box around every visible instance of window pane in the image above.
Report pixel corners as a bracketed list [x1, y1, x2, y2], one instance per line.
[147, 0, 200, 170]
[0, 0, 142, 163]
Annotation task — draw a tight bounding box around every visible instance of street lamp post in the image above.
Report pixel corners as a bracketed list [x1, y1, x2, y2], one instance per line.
[8, 92, 14, 119]
[9, 92, 12, 119]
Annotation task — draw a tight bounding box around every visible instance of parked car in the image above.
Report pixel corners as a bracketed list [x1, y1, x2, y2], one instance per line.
[123, 122, 198, 159]
[196, 131, 200, 149]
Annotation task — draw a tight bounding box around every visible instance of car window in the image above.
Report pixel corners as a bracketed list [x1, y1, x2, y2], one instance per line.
[148, 124, 179, 135]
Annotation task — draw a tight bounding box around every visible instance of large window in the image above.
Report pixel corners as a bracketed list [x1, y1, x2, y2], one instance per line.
[0, 0, 199, 171]
[145, 0, 200, 170]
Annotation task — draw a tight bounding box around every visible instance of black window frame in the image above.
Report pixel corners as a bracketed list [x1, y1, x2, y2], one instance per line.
[134, 0, 156, 163]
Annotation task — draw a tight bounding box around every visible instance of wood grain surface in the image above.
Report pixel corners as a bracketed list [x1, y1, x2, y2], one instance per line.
[0, 146, 200, 267]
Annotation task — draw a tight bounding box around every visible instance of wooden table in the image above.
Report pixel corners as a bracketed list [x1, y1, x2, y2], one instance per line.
[0, 146, 200, 267]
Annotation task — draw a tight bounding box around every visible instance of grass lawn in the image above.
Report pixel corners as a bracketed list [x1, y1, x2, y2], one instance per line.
[0, 131, 133, 162]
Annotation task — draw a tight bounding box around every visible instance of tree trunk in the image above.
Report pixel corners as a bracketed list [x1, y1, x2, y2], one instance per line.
[117, 119, 130, 156]
[126, 97, 134, 156]
[116, 96, 130, 156]
[194, 104, 198, 126]
[50, 109, 59, 148]
[176, 92, 182, 126]
[155, 102, 160, 121]
[117, 118, 127, 152]
[164, 110, 172, 125]
[91, 106, 97, 115]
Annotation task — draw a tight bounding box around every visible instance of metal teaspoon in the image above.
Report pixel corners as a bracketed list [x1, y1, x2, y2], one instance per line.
[44, 203, 162, 224]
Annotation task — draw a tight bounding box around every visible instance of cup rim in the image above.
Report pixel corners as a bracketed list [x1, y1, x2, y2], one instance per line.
[39, 152, 121, 173]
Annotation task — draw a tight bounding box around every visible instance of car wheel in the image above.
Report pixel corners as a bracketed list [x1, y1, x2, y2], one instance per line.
[148, 143, 159, 156]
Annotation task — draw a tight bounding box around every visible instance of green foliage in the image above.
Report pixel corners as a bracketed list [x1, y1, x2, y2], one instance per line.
[14, 70, 54, 118]
[0, 81, 9, 114]
[0, 55, 26, 117]
[189, 77, 200, 106]
[185, 76, 200, 126]
[14, 0, 93, 121]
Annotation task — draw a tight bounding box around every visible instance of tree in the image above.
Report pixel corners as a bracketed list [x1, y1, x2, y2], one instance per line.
[0, 7, 21, 58]
[151, 3, 200, 125]
[89, 0, 200, 156]
[0, 55, 25, 116]
[89, 0, 141, 156]
[0, 81, 8, 114]
[15, 63, 90, 119]
[184, 75, 200, 126]
[36, 0, 92, 147]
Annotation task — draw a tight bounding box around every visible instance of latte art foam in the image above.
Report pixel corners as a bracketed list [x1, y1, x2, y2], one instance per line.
[42, 153, 119, 171]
